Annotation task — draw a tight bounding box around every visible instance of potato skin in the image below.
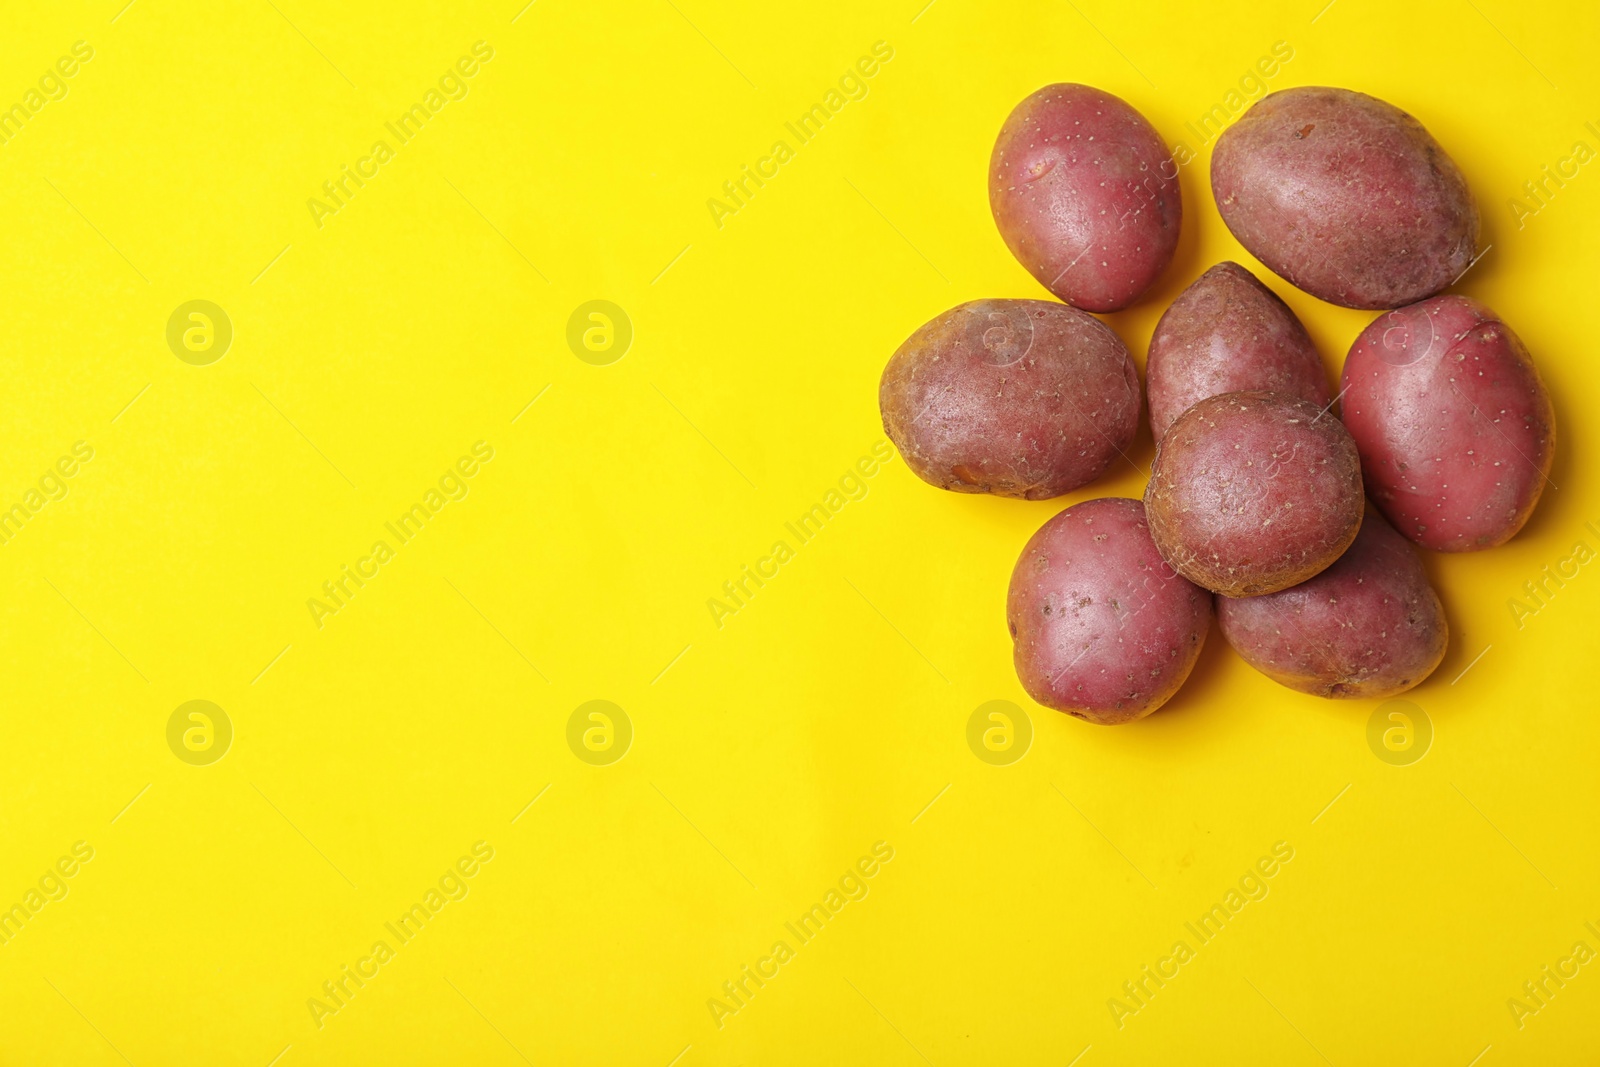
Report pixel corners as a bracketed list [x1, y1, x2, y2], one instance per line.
[1144, 391, 1364, 597]
[1211, 87, 1479, 309]
[1341, 295, 1555, 551]
[1218, 510, 1447, 698]
[879, 299, 1140, 499]
[1146, 261, 1328, 440]
[1007, 498, 1212, 724]
[990, 84, 1181, 313]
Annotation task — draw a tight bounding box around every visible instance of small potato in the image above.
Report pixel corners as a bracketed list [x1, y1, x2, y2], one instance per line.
[1146, 261, 1328, 440]
[879, 299, 1140, 499]
[1211, 87, 1479, 309]
[1144, 391, 1363, 597]
[1341, 295, 1555, 551]
[990, 84, 1181, 312]
[1007, 497, 1212, 724]
[1218, 510, 1447, 698]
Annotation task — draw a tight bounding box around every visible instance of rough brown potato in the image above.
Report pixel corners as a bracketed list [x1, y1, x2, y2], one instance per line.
[1218, 509, 1448, 698]
[1146, 261, 1328, 440]
[1144, 391, 1364, 597]
[1341, 295, 1556, 551]
[1007, 497, 1212, 724]
[990, 84, 1182, 312]
[879, 299, 1140, 499]
[1211, 86, 1479, 309]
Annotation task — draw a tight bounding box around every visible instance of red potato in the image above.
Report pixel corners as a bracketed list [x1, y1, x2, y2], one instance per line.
[1008, 498, 1212, 724]
[1144, 391, 1364, 597]
[1146, 261, 1328, 440]
[879, 299, 1140, 499]
[1341, 295, 1555, 551]
[1218, 510, 1447, 698]
[1211, 87, 1479, 309]
[990, 84, 1181, 312]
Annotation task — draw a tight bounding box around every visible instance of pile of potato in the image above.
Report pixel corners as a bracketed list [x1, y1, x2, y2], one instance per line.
[878, 84, 1556, 725]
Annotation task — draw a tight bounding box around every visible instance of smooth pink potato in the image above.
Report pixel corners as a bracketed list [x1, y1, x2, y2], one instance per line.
[1008, 498, 1212, 724]
[1144, 391, 1364, 597]
[1341, 295, 1555, 551]
[1146, 261, 1328, 440]
[990, 84, 1181, 312]
[879, 299, 1140, 499]
[1218, 510, 1448, 698]
[1211, 87, 1479, 309]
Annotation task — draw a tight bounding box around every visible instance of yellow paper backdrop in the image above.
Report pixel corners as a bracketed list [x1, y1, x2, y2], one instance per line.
[0, 0, 1596, 1063]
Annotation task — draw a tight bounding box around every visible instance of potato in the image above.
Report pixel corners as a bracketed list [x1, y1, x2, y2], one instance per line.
[879, 299, 1140, 499]
[1211, 87, 1479, 309]
[990, 84, 1181, 313]
[1341, 295, 1555, 551]
[1146, 261, 1328, 440]
[1218, 509, 1447, 698]
[1007, 497, 1212, 724]
[1144, 391, 1363, 597]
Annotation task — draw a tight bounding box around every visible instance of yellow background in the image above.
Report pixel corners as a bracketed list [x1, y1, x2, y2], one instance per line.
[1, 0, 1596, 1063]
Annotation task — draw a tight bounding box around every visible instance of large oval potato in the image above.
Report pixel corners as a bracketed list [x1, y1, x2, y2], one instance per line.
[1144, 391, 1364, 597]
[1219, 510, 1447, 698]
[1341, 295, 1555, 551]
[879, 299, 1140, 499]
[1211, 87, 1479, 309]
[1146, 261, 1328, 440]
[1008, 497, 1212, 724]
[990, 84, 1181, 312]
